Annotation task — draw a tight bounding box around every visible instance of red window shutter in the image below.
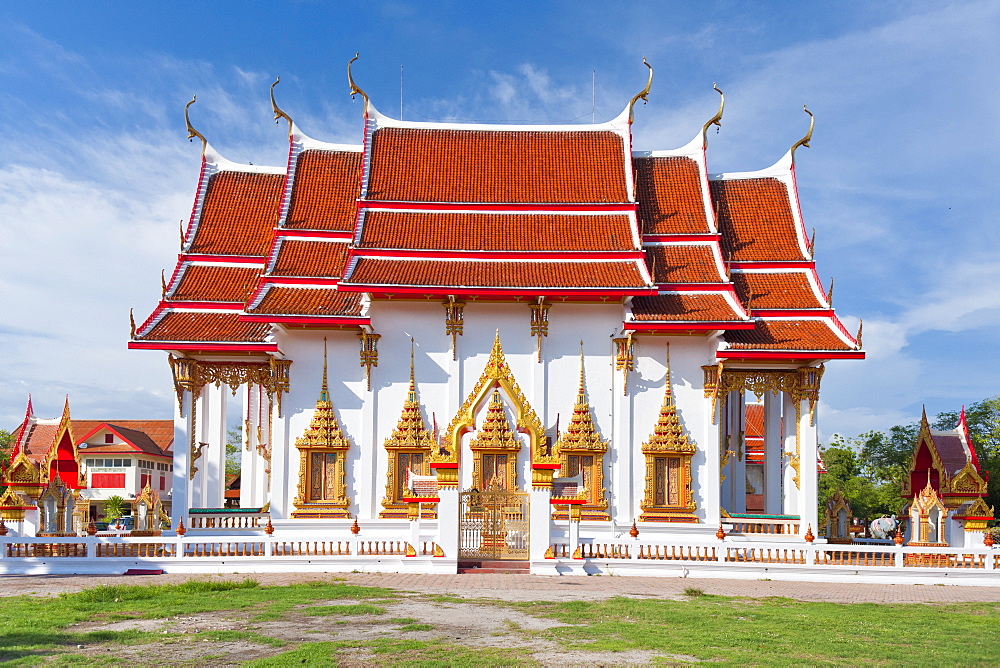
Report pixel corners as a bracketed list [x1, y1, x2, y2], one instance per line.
[140, 474, 150, 489]
[92, 473, 126, 488]
[159, 476, 166, 491]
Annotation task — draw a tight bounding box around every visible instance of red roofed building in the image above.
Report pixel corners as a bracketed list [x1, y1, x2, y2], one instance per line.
[1, 396, 173, 535]
[125, 60, 864, 570]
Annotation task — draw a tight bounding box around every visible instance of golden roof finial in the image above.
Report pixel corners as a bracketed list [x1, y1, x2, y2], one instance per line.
[790, 104, 814, 161]
[270, 76, 293, 135]
[321, 337, 329, 402]
[347, 52, 370, 115]
[810, 227, 816, 256]
[627, 58, 653, 123]
[161, 269, 167, 297]
[184, 95, 207, 154]
[701, 83, 724, 143]
[827, 277, 834, 306]
[129, 308, 136, 338]
[408, 338, 417, 400]
[856, 318, 863, 350]
[179, 220, 186, 248]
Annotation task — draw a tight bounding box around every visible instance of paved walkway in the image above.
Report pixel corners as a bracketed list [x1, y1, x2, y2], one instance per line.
[3, 572, 1000, 604]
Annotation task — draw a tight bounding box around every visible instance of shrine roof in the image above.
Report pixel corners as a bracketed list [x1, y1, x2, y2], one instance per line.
[731, 271, 826, 310]
[14, 423, 59, 463]
[366, 127, 629, 204]
[283, 148, 363, 231]
[929, 427, 976, 477]
[745, 404, 765, 439]
[644, 244, 726, 284]
[723, 319, 857, 352]
[136, 311, 271, 343]
[246, 286, 365, 317]
[187, 170, 284, 256]
[711, 177, 809, 262]
[356, 211, 638, 252]
[341, 258, 650, 292]
[269, 239, 350, 278]
[171, 265, 261, 303]
[628, 292, 747, 324]
[633, 155, 712, 234]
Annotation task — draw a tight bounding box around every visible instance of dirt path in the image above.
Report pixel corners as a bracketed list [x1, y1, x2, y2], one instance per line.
[3, 571, 1000, 604]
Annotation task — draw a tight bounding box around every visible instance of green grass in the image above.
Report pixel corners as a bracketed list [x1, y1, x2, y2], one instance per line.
[0, 579, 397, 663]
[246, 638, 533, 666]
[396, 623, 435, 632]
[513, 594, 1000, 666]
[299, 603, 386, 616]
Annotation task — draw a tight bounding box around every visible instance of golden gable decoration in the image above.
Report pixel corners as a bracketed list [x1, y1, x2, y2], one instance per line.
[432, 331, 559, 488]
[380, 343, 437, 518]
[552, 350, 609, 520]
[469, 390, 524, 491]
[292, 339, 352, 519]
[641, 346, 698, 522]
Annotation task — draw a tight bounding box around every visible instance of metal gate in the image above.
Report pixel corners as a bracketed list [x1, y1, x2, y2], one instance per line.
[459, 487, 530, 560]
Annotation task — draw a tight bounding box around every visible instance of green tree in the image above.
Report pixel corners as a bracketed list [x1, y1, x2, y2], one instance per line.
[226, 426, 242, 476]
[819, 439, 903, 526]
[103, 495, 127, 520]
[0, 429, 11, 493]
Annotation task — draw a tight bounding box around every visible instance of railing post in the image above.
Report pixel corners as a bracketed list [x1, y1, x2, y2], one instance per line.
[87, 537, 96, 559]
[894, 546, 904, 569]
[805, 543, 816, 565]
[985, 548, 994, 571]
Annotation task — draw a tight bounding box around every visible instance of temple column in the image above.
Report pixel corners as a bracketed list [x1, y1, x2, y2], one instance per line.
[702, 388, 722, 525]
[361, 369, 377, 521]
[530, 487, 551, 562]
[730, 392, 747, 514]
[763, 392, 783, 515]
[203, 382, 228, 509]
[171, 389, 192, 529]
[782, 392, 798, 516]
[241, 384, 265, 509]
[612, 345, 633, 525]
[797, 397, 819, 537]
[269, 400, 290, 520]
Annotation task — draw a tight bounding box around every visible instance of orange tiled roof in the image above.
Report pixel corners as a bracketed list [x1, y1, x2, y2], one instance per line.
[346, 258, 648, 289]
[284, 150, 362, 231]
[271, 240, 350, 278]
[724, 320, 852, 351]
[366, 128, 628, 204]
[712, 178, 808, 262]
[630, 293, 743, 322]
[172, 265, 261, 302]
[359, 211, 636, 251]
[633, 156, 711, 234]
[75, 420, 174, 454]
[188, 171, 284, 256]
[17, 423, 59, 462]
[248, 287, 364, 316]
[731, 272, 823, 310]
[644, 245, 725, 283]
[744, 404, 765, 439]
[138, 312, 270, 342]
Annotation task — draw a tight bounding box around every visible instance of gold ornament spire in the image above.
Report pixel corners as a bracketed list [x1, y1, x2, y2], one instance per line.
[554, 348, 607, 452]
[184, 95, 207, 154]
[270, 76, 293, 135]
[790, 104, 814, 161]
[470, 390, 522, 451]
[347, 52, 370, 115]
[856, 318, 863, 350]
[384, 348, 435, 450]
[296, 344, 349, 451]
[701, 83, 724, 143]
[642, 345, 696, 454]
[320, 337, 329, 402]
[627, 57, 653, 123]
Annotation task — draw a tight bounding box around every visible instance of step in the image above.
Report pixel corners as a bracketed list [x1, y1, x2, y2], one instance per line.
[124, 568, 164, 575]
[457, 567, 530, 574]
[457, 560, 530, 574]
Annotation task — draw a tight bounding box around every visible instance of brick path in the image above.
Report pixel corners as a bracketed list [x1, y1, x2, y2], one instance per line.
[3, 572, 1000, 604]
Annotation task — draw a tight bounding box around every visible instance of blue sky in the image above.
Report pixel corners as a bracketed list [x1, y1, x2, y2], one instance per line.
[1, 1, 998, 439]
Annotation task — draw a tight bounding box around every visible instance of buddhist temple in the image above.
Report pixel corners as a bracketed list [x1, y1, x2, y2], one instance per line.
[4, 58, 879, 577]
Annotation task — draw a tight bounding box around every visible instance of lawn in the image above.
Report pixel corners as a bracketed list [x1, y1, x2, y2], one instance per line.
[0, 578, 996, 666]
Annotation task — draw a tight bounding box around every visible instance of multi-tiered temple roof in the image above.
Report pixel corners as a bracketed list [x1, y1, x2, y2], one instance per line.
[130, 64, 862, 362]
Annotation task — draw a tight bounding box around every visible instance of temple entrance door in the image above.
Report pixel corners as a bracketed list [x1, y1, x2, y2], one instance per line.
[458, 485, 529, 560]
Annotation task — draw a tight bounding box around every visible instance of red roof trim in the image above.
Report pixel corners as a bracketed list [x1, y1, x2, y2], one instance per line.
[717, 350, 865, 360]
[182, 254, 265, 264]
[260, 277, 340, 286]
[159, 301, 245, 310]
[350, 249, 645, 261]
[729, 261, 814, 270]
[625, 321, 756, 331]
[276, 230, 354, 240]
[752, 309, 836, 318]
[348, 286, 650, 298]
[240, 314, 371, 326]
[127, 341, 278, 352]
[359, 200, 637, 213]
[643, 234, 721, 243]
[655, 284, 739, 293]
